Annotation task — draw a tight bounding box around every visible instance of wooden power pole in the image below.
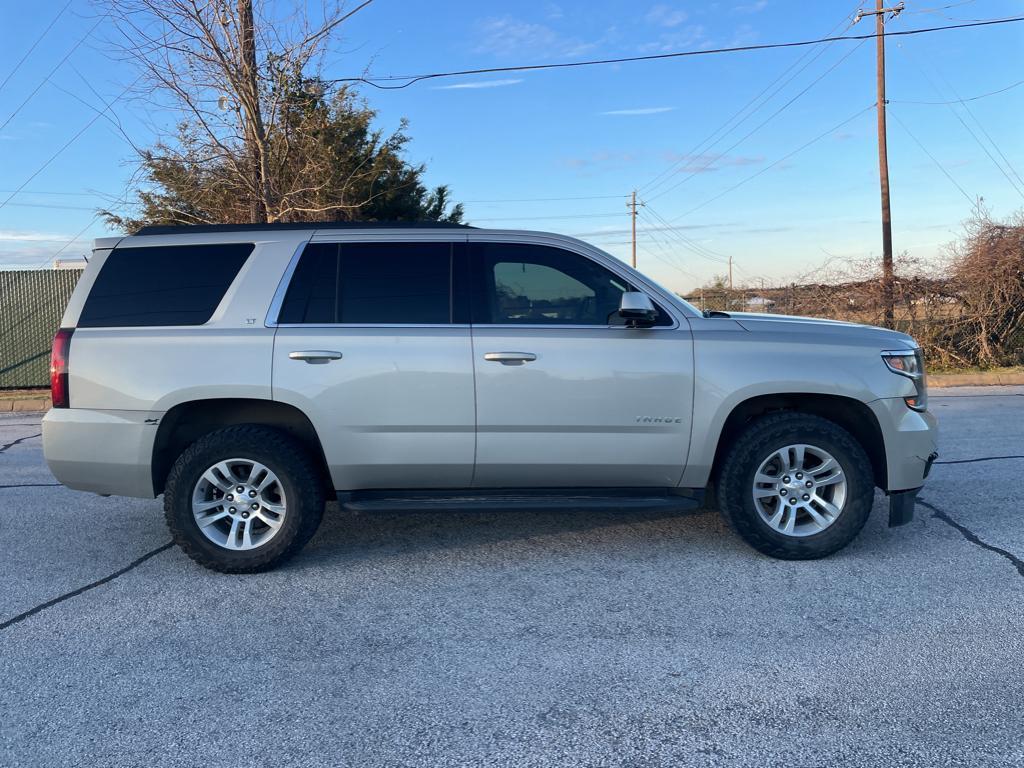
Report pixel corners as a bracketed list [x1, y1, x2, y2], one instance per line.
[627, 190, 643, 268]
[856, 0, 903, 327]
[238, 0, 268, 223]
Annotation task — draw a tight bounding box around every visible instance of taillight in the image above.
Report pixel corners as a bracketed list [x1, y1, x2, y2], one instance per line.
[50, 328, 73, 409]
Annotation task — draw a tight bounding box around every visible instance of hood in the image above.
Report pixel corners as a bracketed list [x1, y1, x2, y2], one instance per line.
[724, 311, 918, 350]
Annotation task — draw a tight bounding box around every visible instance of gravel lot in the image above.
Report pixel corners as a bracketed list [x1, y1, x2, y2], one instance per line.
[2, 388, 1023, 767]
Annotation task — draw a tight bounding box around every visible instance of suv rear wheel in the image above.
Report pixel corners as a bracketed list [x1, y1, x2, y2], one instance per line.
[164, 425, 325, 573]
[717, 412, 874, 560]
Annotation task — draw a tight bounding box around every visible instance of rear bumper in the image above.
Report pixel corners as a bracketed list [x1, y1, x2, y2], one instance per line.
[42, 408, 160, 498]
[868, 398, 939, 492]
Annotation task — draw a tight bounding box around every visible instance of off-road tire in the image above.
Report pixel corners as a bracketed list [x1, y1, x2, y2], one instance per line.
[717, 412, 874, 560]
[164, 425, 325, 573]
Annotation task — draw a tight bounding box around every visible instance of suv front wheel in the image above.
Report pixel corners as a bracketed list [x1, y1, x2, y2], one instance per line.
[164, 425, 325, 573]
[717, 412, 875, 560]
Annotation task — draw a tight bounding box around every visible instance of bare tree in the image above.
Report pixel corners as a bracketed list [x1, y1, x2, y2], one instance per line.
[98, 0, 460, 226]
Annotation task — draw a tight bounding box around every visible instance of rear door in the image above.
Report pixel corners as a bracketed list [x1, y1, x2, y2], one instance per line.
[467, 237, 694, 488]
[271, 235, 475, 490]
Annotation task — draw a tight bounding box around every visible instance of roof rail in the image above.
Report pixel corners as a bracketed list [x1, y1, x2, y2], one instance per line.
[133, 221, 474, 236]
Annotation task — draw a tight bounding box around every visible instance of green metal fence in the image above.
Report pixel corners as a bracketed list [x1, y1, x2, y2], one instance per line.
[1, 268, 83, 389]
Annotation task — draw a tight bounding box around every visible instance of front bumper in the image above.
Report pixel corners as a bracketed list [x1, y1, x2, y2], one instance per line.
[887, 451, 938, 527]
[868, 398, 939, 492]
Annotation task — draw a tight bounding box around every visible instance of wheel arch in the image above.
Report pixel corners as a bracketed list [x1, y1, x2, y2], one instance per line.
[152, 398, 331, 496]
[709, 393, 887, 491]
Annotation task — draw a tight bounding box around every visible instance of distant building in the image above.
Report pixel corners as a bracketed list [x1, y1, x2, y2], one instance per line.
[743, 296, 776, 310]
[54, 258, 88, 270]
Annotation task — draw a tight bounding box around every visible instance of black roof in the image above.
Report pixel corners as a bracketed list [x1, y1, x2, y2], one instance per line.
[134, 221, 474, 236]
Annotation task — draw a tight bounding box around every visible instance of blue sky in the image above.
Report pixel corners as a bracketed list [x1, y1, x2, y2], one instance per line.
[1, 0, 1022, 292]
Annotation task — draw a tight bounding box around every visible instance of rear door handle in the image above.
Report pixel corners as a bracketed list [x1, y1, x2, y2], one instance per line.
[289, 350, 342, 364]
[483, 352, 537, 365]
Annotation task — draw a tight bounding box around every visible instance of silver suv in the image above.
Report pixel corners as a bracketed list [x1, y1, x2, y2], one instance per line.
[43, 223, 938, 572]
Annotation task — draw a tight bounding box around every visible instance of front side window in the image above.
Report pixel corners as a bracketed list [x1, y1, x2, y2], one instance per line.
[471, 243, 671, 326]
[278, 242, 452, 325]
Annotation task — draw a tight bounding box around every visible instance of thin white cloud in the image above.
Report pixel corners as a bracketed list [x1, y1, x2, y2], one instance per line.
[734, 0, 768, 13]
[601, 106, 676, 116]
[0, 230, 83, 243]
[433, 78, 523, 90]
[475, 16, 596, 59]
[646, 4, 689, 27]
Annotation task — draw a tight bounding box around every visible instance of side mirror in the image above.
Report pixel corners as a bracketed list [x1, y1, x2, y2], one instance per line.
[618, 291, 657, 326]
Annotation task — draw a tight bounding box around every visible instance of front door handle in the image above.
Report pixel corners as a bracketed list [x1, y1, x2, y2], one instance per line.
[289, 350, 343, 364]
[483, 351, 537, 365]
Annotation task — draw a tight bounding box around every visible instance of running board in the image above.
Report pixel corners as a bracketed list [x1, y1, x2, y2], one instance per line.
[337, 488, 704, 513]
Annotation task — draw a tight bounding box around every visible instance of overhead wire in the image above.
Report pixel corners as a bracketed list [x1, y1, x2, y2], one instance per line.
[0, 79, 138, 213]
[888, 107, 976, 206]
[0, 13, 107, 132]
[891, 77, 1024, 104]
[639, 4, 862, 197]
[0, 0, 75, 94]
[325, 17, 1024, 89]
[665, 104, 876, 224]
[645, 36, 869, 203]
[895, 41, 1024, 199]
[642, 205, 731, 264]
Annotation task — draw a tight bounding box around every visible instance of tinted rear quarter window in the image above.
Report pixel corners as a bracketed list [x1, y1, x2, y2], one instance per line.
[278, 242, 453, 325]
[78, 243, 253, 327]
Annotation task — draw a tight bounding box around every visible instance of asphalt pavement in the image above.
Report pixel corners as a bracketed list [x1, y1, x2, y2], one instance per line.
[1, 388, 1023, 767]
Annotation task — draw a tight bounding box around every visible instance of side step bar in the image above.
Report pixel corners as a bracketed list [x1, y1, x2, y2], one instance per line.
[337, 487, 705, 513]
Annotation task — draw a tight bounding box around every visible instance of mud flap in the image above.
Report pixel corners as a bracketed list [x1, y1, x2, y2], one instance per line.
[888, 487, 921, 527]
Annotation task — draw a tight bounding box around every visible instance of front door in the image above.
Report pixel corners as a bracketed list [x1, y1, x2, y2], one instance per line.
[272, 237, 475, 490]
[468, 239, 693, 488]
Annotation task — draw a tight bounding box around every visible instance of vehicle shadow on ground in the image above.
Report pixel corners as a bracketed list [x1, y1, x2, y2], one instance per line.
[287, 495, 902, 573]
[293, 502, 730, 569]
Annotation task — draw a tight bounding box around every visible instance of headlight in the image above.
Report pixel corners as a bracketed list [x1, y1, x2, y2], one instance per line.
[882, 349, 927, 411]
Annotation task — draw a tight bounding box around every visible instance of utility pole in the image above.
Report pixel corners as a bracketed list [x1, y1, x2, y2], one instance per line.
[728, 255, 733, 291]
[627, 190, 643, 268]
[855, 0, 903, 327]
[238, 0, 268, 223]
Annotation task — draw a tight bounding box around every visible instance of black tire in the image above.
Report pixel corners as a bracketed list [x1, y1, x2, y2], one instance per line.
[164, 425, 325, 573]
[717, 412, 874, 560]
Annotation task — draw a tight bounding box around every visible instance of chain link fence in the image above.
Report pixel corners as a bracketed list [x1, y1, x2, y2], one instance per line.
[684, 282, 1024, 369]
[1, 268, 84, 389]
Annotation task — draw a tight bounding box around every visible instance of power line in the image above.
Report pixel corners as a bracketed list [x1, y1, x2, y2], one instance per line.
[667, 104, 876, 224]
[35, 214, 103, 270]
[326, 17, 1024, 89]
[888, 107, 975, 206]
[892, 77, 1024, 104]
[934, 74, 1024, 193]
[645, 37, 868, 203]
[0, 80, 137, 213]
[641, 206, 731, 265]
[469, 212, 627, 222]
[639, 4, 860, 196]
[462, 194, 629, 203]
[638, 244, 698, 283]
[0, 14, 107, 132]
[895, 42, 1024, 199]
[1, 201, 96, 211]
[903, 0, 978, 14]
[0, 188, 114, 198]
[0, 0, 75, 94]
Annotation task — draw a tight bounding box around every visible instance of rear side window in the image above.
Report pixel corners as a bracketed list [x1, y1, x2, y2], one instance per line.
[78, 243, 253, 327]
[278, 242, 453, 325]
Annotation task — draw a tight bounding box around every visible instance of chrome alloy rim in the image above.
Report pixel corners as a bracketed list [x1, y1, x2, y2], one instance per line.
[752, 444, 848, 537]
[192, 459, 287, 551]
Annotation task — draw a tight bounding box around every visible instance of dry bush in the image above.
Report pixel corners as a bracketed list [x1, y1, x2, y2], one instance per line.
[681, 209, 1024, 369]
[944, 209, 1024, 367]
